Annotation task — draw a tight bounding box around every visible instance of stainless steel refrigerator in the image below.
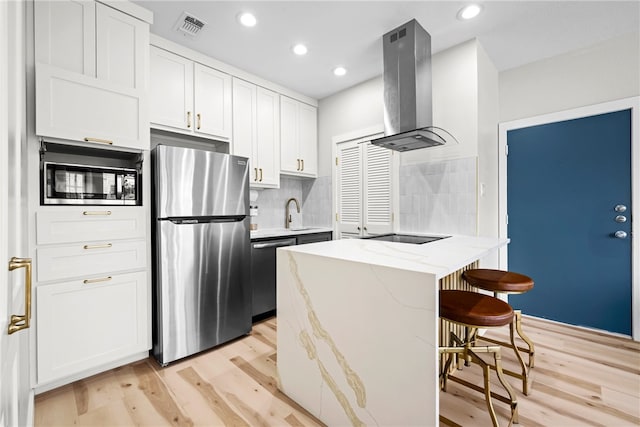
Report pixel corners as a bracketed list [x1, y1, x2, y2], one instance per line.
[151, 145, 251, 366]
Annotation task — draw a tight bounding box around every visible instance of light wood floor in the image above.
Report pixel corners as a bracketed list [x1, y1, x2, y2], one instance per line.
[35, 316, 640, 426]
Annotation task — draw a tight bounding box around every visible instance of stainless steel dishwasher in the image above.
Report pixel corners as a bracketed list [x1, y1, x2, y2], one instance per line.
[251, 237, 297, 320]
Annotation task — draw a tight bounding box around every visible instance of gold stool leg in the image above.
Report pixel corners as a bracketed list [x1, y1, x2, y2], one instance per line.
[514, 310, 535, 368]
[509, 321, 530, 395]
[492, 348, 519, 425]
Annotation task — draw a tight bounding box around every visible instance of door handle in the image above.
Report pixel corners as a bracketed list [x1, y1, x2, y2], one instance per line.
[614, 230, 628, 239]
[254, 168, 258, 182]
[197, 113, 201, 130]
[8, 257, 32, 335]
[187, 111, 192, 128]
[301, 159, 304, 171]
[297, 159, 300, 171]
[259, 168, 263, 182]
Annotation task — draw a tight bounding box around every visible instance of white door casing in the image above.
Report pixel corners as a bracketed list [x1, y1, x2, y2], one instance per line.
[498, 97, 640, 341]
[1, 0, 33, 425]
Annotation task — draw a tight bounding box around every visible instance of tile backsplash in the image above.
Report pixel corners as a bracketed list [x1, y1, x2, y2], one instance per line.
[250, 176, 333, 230]
[399, 157, 477, 236]
[253, 157, 476, 235]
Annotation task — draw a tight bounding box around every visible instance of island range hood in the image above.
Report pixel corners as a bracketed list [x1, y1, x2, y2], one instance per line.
[371, 19, 455, 152]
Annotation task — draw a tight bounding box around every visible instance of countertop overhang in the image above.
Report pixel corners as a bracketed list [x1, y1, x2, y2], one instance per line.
[279, 234, 508, 279]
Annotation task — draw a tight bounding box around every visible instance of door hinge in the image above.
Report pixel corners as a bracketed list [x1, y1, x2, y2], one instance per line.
[505, 214, 509, 225]
[335, 157, 339, 166]
[336, 213, 339, 222]
[391, 212, 394, 222]
[505, 145, 509, 156]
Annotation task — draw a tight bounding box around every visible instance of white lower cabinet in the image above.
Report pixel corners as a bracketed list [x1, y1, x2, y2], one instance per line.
[36, 271, 148, 384]
[35, 205, 150, 388]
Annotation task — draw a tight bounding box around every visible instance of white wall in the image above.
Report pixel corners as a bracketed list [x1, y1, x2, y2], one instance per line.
[499, 32, 640, 122]
[317, 76, 383, 177]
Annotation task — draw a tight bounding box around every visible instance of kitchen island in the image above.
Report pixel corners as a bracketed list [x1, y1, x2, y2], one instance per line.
[276, 235, 508, 426]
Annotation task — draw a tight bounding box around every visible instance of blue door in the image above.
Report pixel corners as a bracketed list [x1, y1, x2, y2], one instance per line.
[507, 109, 632, 335]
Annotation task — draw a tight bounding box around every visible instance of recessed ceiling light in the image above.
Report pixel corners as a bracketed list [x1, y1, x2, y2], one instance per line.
[238, 12, 257, 27]
[292, 44, 308, 56]
[333, 66, 347, 77]
[457, 4, 482, 20]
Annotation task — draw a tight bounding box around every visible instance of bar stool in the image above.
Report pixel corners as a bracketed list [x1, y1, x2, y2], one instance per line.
[439, 290, 518, 427]
[462, 269, 535, 395]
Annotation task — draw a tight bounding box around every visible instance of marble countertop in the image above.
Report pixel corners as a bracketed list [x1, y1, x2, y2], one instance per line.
[280, 234, 508, 279]
[250, 226, 333, 240]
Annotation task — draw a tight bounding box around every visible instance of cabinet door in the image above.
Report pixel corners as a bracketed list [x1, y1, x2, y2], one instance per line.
[255, 87, 280, 187]
[280, 96, 299, 174]
[36, 271, 149, 385]
[149, 46, 193, 132]
[35, 63, 150, 150]
[298, 103, 318, 177]
[194, 63, 232, 140]
[96, 2, 149, 90]
[34, 0, 96, 77]
[231, 78, 256, 169]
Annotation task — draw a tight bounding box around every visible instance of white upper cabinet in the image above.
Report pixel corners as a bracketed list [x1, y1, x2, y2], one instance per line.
[34, 0, 96, 76]
[149, 47, 193, 131]
[280, 96, 317, 177]
[34, 0, 150, 150]
[232, 78, 280, 188]
[150, 46, 232, 142]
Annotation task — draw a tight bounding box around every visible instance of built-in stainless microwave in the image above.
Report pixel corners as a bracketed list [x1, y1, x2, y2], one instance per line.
[43, 161, 139, 205]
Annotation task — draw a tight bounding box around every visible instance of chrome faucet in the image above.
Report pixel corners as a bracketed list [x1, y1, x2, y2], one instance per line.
[285, 197, 300, 229]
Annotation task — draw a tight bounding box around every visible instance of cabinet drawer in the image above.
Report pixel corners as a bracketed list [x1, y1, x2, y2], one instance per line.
[36, 207, 146, 245]
[36, 271, 149, 385]
[37, 239, 146, 282]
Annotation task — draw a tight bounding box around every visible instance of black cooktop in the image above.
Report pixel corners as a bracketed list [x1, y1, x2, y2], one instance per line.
[363, 233, 449, 245]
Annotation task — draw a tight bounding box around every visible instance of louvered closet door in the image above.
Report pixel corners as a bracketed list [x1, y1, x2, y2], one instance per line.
[363, 143, 393, 234]
[336, 140, 393, 238]
[337, 140, 362, 238]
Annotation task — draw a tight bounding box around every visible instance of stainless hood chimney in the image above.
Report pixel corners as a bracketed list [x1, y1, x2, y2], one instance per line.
[371, 19, 454, 152]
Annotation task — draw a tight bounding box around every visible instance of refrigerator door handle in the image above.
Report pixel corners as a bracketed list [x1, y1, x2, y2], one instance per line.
[167, 216, 247, 225]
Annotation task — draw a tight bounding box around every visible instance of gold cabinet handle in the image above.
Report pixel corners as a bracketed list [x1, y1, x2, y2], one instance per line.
[83, 210, 112, 216]
[83, 243, 113, 250]
[83, 276, 112, 285]
[297, 159, 300, 171]
[301, 159, 304, 171]
[84, 137, 113, 145]
[187, 111, 192, 128]
[197, 113, 201, 130]
[254, 168, 258, 182]
[259, 168, 263, 182]
[8, 257, 32, 335]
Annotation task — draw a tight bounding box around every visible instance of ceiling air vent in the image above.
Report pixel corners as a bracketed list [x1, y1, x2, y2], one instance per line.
[174, 12, 206, 38]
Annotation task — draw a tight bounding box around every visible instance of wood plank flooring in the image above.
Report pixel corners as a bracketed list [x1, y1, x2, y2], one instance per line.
[35, 316, 640, 426]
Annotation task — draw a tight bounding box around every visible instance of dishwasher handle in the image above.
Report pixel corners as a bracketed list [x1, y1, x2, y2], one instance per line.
[252, 239, 296, 250]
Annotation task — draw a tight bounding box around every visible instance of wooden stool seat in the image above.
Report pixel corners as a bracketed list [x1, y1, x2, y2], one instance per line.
[440, 290, 514, 327]
[462, 269, 533, 294]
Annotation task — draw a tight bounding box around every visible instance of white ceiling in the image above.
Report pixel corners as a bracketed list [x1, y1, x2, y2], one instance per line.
[132, 1, 640, 100]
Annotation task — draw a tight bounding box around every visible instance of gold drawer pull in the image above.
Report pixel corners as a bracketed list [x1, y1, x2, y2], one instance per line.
[83, 210, 112, 216]
[301, 159, 304, 171]
[83, 276, 112, 285]
[84, 137, 113, 145]
[8, 257, 32, 335]
[83, 243, 113, 250]
[297, 159, 301, 171]
[197, 113, 201, 130]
